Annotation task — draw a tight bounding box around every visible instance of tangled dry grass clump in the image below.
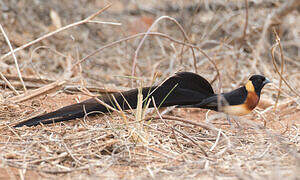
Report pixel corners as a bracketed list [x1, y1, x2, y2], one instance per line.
[0, 0, 299, 179]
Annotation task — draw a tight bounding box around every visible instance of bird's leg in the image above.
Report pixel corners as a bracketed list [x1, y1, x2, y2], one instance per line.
[227, 115, 241, 129]
[227, 115, 235, 130]
[226, 115, 232, 125]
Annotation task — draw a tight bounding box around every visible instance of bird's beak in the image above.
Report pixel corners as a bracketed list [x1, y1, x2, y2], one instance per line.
[263, 78, 271, 86]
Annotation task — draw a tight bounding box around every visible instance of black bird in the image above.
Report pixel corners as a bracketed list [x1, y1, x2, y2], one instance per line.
[14, 72, 270, 127]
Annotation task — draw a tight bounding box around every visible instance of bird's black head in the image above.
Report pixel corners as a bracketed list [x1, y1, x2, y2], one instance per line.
[245, 75, 270, 96]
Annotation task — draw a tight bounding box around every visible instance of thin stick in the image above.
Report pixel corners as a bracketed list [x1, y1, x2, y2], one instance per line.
[171, 127, 184, 153]
[7, 80, 66, 103]
[145, 115, 218, 133]
[111, 94, 128, 127]
[72, 32, 220, 82]
[2, 74, 54, 84]
[0, 24, 27, 91]
[151, 97, 184, 154]
[62, 142, 83, 166]
[271, 34, 300, 98]
[0, 3, 113, 60]
[131, 16, 197, 87]
[209, 130, 221, 152]
[272, 29, 284, 110]
[242, 0, 249, 40]
[79, 87, 120, 113]
[0, 72, 19, 95]
[173, 124, 208, 157]
[87, 20, 122, 26]
[5, 124, 23, 141]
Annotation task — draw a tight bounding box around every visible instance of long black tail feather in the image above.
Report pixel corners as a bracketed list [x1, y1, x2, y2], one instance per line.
[14, 72, 215, 127]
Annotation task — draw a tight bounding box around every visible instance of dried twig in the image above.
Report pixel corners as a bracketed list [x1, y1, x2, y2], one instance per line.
[271, 31, 300, 98]
[0, 3, 113, 60]
[272, 29, 284, 110]
[0, 72, 19, 95]
[7, 80, 66, 103]
[132, 16, 198, 87]
[1, 74, 54, 84]
[72, 32, 220, 87]
[242, 0, 248, 40]
[145, 115, 218, 133]
[0, 24, 26, 92]
[173, 124, 208, 157]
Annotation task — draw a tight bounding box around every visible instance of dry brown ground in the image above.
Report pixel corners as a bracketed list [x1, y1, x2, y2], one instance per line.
[0, 0, 299, 179]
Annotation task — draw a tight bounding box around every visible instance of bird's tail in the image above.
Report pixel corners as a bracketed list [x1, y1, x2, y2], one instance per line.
[14, 98, 106, 127]
[14, 72, 215, 127]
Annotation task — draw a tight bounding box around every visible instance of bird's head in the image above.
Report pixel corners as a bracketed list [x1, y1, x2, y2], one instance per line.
[245, 75, 270, 96]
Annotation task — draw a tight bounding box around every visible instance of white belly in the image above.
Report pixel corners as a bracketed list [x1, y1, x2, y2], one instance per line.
[222, 104, 252, 116]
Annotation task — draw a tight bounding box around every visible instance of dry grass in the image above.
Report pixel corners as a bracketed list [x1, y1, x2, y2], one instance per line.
[0, 0, 299, 179]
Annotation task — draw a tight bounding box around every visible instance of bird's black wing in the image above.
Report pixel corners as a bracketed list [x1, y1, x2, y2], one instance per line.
[162, 72, 214, 95]
[222, 87, 248, 105]
[178, 87, 248, 111]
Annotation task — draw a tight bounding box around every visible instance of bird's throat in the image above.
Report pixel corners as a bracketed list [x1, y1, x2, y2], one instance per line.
[245, 81, 255, 92]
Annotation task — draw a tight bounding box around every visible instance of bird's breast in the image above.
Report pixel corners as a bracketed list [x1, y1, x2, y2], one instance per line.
[244, 91, 259, 110]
